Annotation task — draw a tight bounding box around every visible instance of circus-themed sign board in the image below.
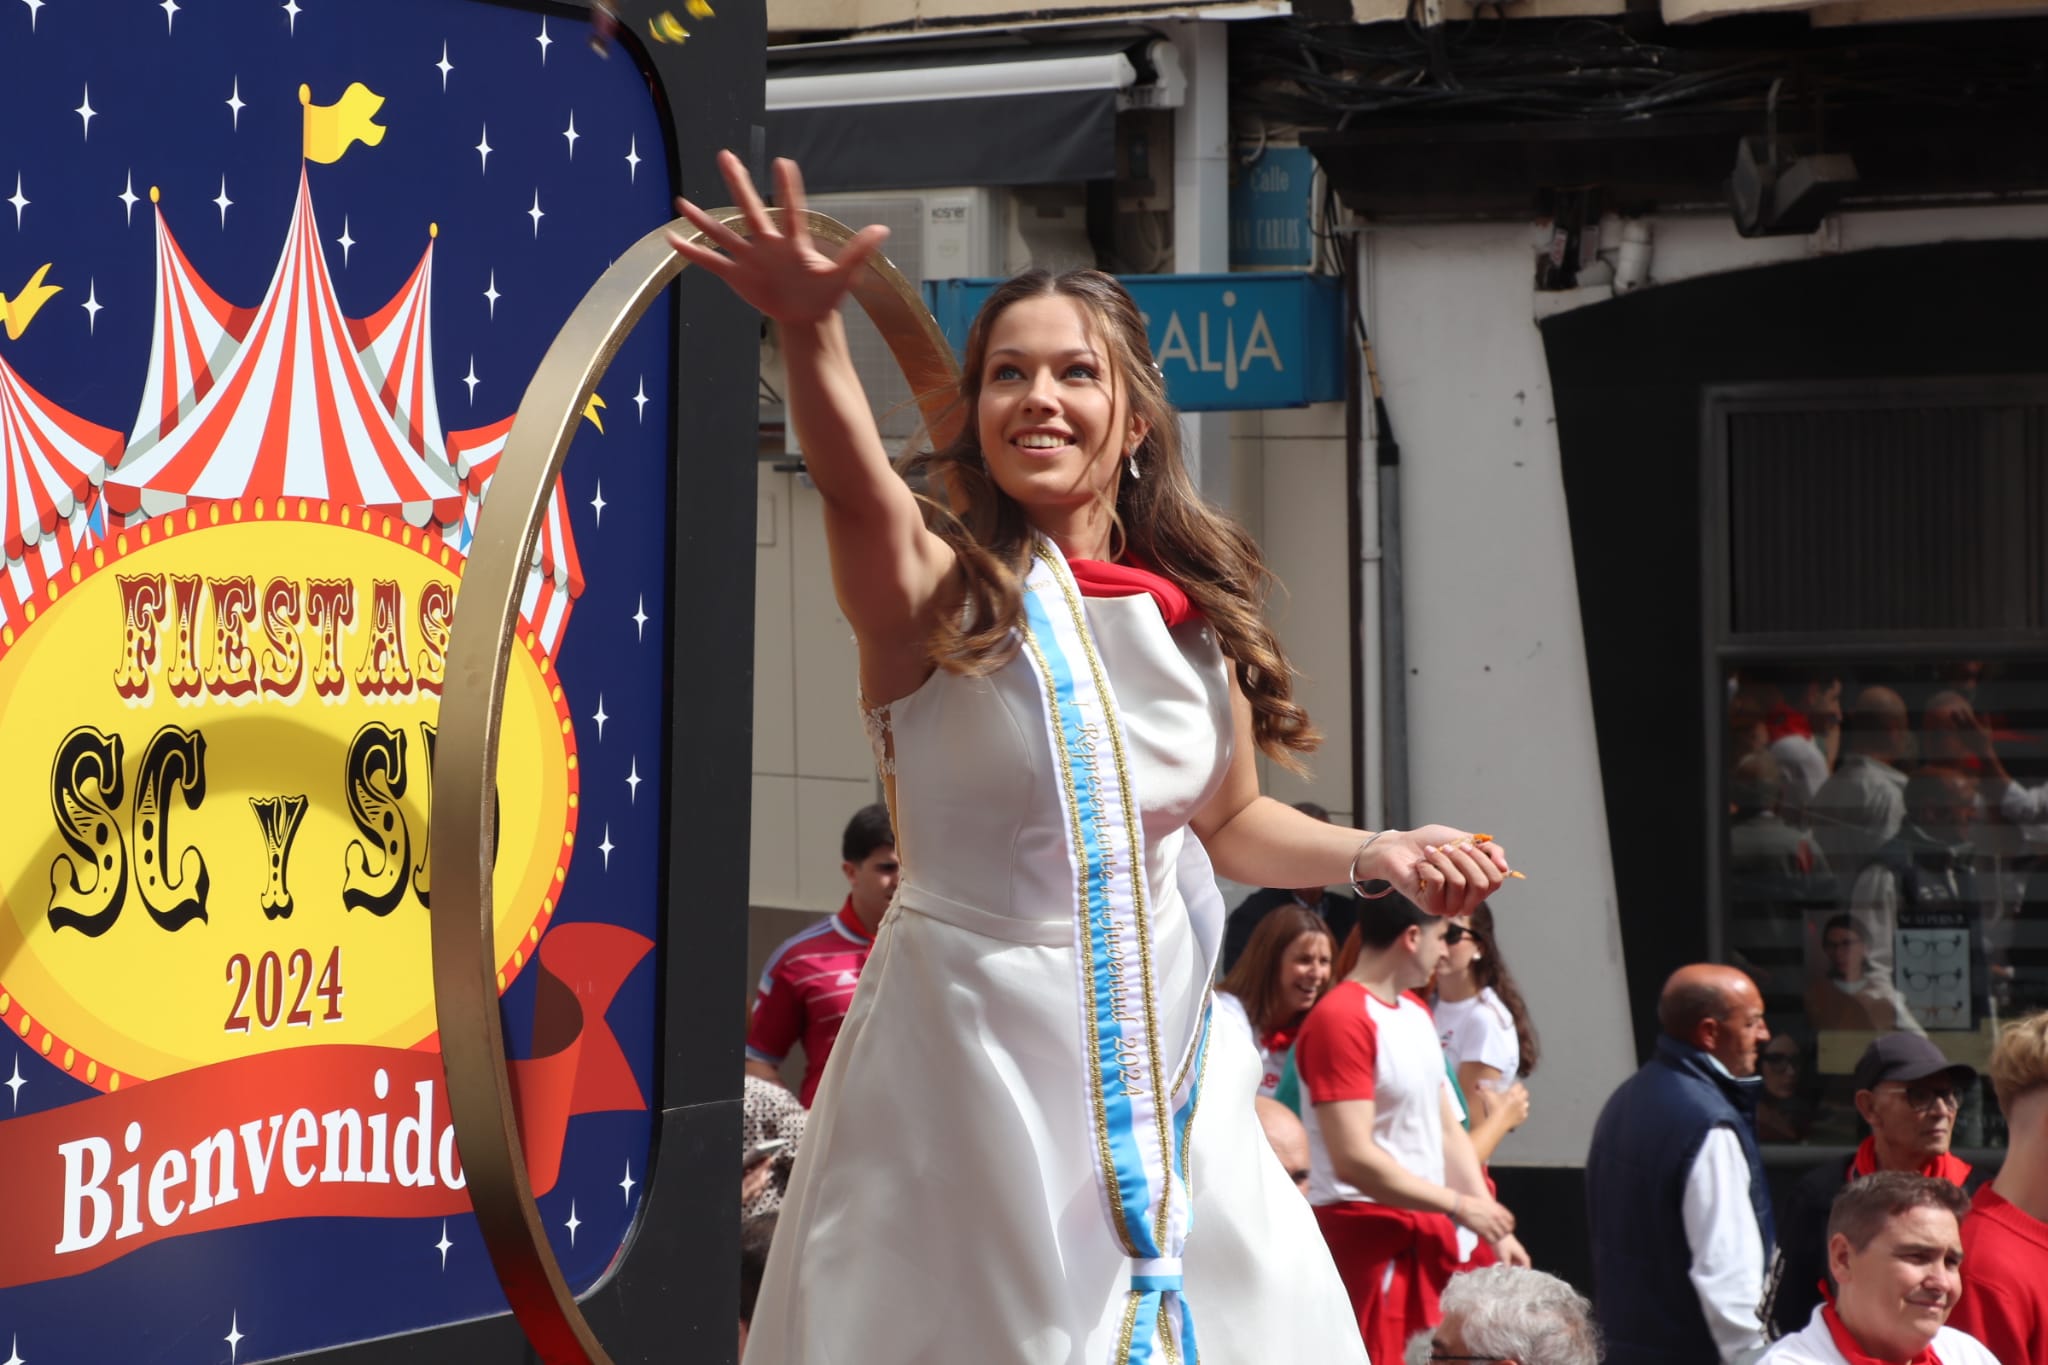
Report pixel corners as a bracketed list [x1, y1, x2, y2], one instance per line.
[0, 2, 761, 1361]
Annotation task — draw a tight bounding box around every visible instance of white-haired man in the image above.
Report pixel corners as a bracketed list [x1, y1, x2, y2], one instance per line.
[1403, 1264, 1601, 1365]
[1760, 1172, 1998, 1365]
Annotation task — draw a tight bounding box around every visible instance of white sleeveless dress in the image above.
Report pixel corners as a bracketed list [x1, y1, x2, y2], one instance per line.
[746, 591, 1370, 1365]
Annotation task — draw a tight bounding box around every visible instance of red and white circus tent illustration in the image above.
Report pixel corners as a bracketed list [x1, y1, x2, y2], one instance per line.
[348, 227, 446, 470]
[0, 351, 119, 638]
[105, 167, 462, 531]
[449, 415, 583, 658]
[127, 189, 255, 463]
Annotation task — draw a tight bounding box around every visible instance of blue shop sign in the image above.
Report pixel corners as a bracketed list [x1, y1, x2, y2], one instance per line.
[924, 273, 1345, 412]
[1230, 146, 1319, 268]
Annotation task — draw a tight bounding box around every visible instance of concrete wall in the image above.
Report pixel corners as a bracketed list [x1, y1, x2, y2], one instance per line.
[751, 463, 884, 919]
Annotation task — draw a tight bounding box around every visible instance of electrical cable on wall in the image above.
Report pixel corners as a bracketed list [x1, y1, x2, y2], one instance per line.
[1234, 17, 2048, 127]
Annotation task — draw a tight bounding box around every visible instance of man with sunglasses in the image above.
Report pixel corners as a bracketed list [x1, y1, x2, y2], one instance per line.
[1766, 1035, 1980, 1340]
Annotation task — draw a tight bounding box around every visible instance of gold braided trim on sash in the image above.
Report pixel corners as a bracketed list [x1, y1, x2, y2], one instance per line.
[1116, 1290, 1145, 1362]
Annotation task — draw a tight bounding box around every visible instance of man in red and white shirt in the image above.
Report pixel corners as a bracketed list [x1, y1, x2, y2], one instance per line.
[746, 804, 897, 1107]
[1760, 1173, 1998, 1365]
[1295, 891, 1527, 1365]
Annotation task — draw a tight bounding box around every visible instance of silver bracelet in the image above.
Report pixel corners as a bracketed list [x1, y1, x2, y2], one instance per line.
[1350, 830, 1396, 899]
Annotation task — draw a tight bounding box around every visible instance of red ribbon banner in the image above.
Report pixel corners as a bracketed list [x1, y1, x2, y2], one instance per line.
[0, 921, 651, 1289]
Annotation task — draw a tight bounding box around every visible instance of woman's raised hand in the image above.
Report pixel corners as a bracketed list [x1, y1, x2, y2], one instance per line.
[1366, 826, 1510, 919]
[668, 151, 892, 326]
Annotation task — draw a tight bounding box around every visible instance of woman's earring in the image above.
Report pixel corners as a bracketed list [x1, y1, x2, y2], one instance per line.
[1126, 449, 1141, 481]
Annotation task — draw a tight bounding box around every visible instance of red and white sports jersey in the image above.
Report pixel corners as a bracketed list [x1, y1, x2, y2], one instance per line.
[1295, 980, 1450, 1206]
[746, 897, 875, 1107]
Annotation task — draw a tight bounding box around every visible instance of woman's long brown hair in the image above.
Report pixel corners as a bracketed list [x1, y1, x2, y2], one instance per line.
[1219, 907, 1335, 1036]
[899, 269, 1320, 769]
[1464, 902, 1540, 1077]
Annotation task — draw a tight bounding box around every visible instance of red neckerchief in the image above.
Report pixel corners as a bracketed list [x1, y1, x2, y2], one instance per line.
[1068, 557, 1195, 627]
[1767, 701, 1814, 743]
[834, 895, 876, 945]
[1259, 1021, 1301, 1054]
[1820, 1302, 1944, 1365]
[1849, 1138, 1973, 1187]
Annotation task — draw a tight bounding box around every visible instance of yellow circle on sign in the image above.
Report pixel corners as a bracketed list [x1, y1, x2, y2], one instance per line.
[0, 501, 575, 1084]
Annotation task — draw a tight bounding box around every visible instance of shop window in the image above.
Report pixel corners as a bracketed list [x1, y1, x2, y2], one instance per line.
[1710, 379, 2048, 1149]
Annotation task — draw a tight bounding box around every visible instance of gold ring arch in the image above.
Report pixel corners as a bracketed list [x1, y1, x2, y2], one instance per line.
[429, 208, 962, 1363]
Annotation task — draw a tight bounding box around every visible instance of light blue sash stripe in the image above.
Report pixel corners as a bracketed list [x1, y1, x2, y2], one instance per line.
[1127, 1312, 1160, 1365]
[1022, 586, 1160, 1255]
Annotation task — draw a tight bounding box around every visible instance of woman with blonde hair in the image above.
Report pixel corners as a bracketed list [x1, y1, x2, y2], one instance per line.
[1216, 905, 1336, 1108]
[671, 153, 1512, 1364]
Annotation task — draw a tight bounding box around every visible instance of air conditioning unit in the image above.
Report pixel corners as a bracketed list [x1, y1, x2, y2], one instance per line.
[776, 188, 1004, 451]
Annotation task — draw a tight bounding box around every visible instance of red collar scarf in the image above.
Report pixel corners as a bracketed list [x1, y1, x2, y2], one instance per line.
[1849, 1138, 1972, 1187]
[1067, 557, 1196, 627]
[1259, 1022, 1301, 1055]
[1820, 1303, 1944, 1365]
[1767, 701, 1814, 743]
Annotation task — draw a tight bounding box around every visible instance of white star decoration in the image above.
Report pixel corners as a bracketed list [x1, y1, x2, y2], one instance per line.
[590, 481, 606, 525]
[6, 1055, 24, 1110]
[625, 136, 641, 183]
[436, 41, 455, 91]
[75, 85, 95, 140]
[227, 77, 246, 130]
[436, 1220, 454, 1270]
[633, 376, 649, 421]
[3, 1332, 20, 1365]
[224, 1313, 244, 1364]
[632, 595, 648, 640]
[282, 0, 301, 35]
[22, 0, 42, 33]
[537, 15, 553, 63]
[527, 189, 545, 237]
[598, 826, 615, 870]
[592, 696, 608, 740]
[620, 1162, 636, 1204]
[8, 175, 28, 229]
[483, 270, 500, 319]
[214, 176, 233, 228]
[475, 124, 493, 174]
[564, 1201, 581, 1246]
[160, 0, 179, 34]
[625, 757, 641, 803]
[118, 171, 139, 225]
[82, 280, 101, 334]
[463, 356, 480, 402]
[336, 216, 355, 266]
[563, 111, 579, 159]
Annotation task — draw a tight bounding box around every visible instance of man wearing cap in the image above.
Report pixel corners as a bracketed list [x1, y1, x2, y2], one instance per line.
[1765, 1034, 1980, 1339]
[1758, 1172, 1999, 1365]
[1947, 1010, 2048, 1365]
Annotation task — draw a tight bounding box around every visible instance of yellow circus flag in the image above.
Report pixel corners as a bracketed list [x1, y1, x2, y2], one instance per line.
[300, 82, 387, 165]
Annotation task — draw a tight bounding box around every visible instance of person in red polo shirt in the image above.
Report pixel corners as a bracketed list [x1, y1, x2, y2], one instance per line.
[1947, 1009, 2048, 1365]
[746, 804, 897, 1107]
